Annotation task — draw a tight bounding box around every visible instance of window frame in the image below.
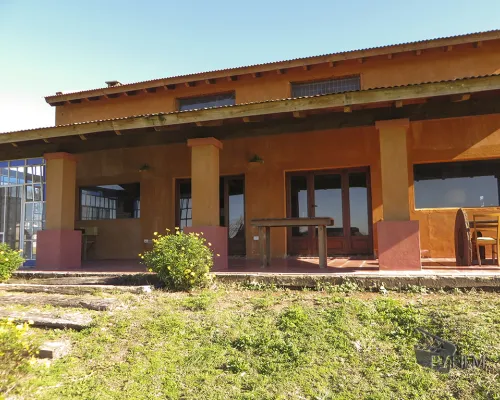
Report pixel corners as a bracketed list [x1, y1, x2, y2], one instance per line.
[413, 159, 500, 210]
[177, 91, 236, 112]
[78, 182, 141, 221]
[289, 75, 361, 98]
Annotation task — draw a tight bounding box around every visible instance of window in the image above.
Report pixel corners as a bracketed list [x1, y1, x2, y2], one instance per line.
[80, 183, 140, 220]
[291, 76, 361, 98]
[178, 92, 235, 111]
[414, 160, 500, 209]
[178, 181, 192, 229]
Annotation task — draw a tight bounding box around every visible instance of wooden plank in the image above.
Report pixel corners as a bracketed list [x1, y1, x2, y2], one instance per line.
[12, 75, 500, 145]
[252, 217, 334, 227]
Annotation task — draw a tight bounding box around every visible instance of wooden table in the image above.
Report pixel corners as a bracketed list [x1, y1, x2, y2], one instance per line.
[251, 217, 334, 268]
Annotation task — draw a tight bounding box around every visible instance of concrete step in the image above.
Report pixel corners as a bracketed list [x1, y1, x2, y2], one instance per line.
[0, 283, 153, 295]
[11, 271, 160, 286]
[0, 310, 92, 330]
[0, 293, 116, 311]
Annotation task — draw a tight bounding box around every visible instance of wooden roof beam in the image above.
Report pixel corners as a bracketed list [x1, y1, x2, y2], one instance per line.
[474, 41, 483, 48]
[185, 82, 196, 87]
[205, 79, 216, 84]
[165, 84, 176, 90]
[79, 134, 87, 141]
[242, 116, 260, 123]
[415, 49, 422, 56]
[227, 76, 238, 82]
[293, 111, 307, 118]
[252, 72, 262, 78]
[395, 100, 404, 108]
[329, 61, 338, 67]
[277, 69, 286, 75]
[451, 93, 471, 102]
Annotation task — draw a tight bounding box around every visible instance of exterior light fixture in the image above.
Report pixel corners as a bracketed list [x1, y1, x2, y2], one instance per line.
[249, 155, 264, 164]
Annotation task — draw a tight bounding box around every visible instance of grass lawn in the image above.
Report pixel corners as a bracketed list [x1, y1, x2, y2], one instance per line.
[5, 285, 500, 399]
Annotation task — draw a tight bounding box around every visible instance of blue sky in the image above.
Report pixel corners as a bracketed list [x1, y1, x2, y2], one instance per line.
[1, 0, 499, 132]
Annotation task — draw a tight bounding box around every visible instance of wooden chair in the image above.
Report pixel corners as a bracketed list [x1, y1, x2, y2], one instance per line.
[471, 214, 500, 267]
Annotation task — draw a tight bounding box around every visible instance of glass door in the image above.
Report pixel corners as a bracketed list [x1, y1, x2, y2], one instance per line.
[0, 158, 46, 264]
[287, 168, 372, 256]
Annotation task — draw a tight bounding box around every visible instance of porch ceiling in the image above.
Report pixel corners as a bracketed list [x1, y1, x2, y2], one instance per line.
[2, 74, 500, 160]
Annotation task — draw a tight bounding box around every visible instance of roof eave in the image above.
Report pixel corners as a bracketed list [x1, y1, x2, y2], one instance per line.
[44, 30, 500, 105]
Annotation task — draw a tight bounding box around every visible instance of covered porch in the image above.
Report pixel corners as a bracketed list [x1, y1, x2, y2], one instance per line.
[3, 75, 500, 272]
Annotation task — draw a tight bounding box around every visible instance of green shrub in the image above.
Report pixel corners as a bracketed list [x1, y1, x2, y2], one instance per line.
[141, 228, 215, 291]
[0, 243, 24, 282]
[0, 319, 37, 393]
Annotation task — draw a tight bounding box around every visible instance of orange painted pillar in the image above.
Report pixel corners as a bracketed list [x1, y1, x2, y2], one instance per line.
[375, 119, 421, 270]
[37, 152, 82, 269]
[185, 138, 228, 270]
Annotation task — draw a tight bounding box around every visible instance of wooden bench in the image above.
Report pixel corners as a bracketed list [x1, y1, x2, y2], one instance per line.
[251, 217, 334, 268]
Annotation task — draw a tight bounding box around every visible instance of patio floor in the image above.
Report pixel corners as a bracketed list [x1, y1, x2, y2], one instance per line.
[23, 257, 500, 275]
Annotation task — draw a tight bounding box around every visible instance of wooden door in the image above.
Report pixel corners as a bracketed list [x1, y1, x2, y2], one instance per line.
[287, 168, 372, 256]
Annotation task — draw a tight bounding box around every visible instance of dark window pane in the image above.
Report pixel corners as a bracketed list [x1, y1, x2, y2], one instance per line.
[314, 174, 343, 237]
[179, 92, 235, 112]
[414, 160, 500, 208]
[291, 76, 360, 98]
[349, 173, 369, 236]
[79, 183, 140, 220]
[290, 176, 308, 236]
[178, 181, 192, 228]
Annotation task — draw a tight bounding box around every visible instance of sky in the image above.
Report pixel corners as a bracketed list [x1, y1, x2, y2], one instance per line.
[1, 0, 499, 133]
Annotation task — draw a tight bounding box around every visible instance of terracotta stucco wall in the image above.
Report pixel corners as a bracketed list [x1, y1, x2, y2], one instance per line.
[408, 114, 500, 257]
[74, 113, 500, 260]
[56, 40, 500, 125]
[75, 127, 381, 260]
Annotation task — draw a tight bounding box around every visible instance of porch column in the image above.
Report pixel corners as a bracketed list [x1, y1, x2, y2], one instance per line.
[375, 119, 421, 270]
[37, 152, 82, 270]
[185, 138, 228, 270]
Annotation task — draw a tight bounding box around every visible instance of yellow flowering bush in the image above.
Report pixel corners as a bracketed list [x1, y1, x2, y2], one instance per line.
[141, 229, 214, 290]
[0, 243, 24, 282]
[0, 319, 37, 393]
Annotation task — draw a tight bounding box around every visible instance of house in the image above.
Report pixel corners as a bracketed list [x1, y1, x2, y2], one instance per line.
[2, 30, 500, 271]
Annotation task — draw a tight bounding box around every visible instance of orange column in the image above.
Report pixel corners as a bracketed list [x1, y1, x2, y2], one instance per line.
[37, 152, 82, 269]
[185, 138, 228, 269]
[375, 119, 421, 270]
[188, 138, 221, 226]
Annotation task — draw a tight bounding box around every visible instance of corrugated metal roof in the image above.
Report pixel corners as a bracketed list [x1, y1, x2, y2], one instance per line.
[5, 74, 499, 136]
[44, 29, 500, 102]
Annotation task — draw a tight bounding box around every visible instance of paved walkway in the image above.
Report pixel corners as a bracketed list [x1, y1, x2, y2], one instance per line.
[18, 257, 500, 276]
